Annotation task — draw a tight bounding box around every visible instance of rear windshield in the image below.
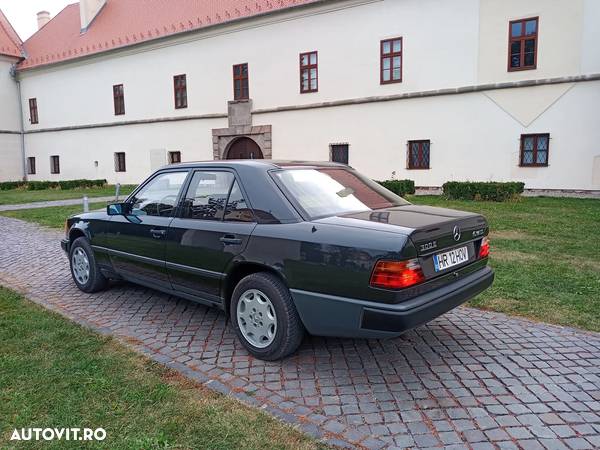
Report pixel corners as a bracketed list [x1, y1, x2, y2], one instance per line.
[272, 167, 409, 219]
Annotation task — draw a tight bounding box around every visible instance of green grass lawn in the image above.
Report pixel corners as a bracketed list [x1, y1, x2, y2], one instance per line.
[0, 185, 136, 205]
[0, 287, 322, 450]
[1, 196, 599, 332]
[0, 203, 107, 229]
[408, 196, 600, 332]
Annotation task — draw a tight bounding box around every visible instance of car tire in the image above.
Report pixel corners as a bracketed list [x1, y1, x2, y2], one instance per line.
[69, 236, 108, 293]
[230, 272, 305, 360]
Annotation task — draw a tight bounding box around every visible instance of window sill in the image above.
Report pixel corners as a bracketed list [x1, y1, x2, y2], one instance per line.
[407, 167, 430, 170]
[519, 164, 548, 168]
[508, 66, 537, 72]
[381, 79, 402, 85]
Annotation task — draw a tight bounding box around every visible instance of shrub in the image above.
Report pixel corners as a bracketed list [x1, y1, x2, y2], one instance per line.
[442, 181, 525, 201]
[0, 181, 26, 191]
[0, 179, 107, 191]
[377, 179, 415, 197]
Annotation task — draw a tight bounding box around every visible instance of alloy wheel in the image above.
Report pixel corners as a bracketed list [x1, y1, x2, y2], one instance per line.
[236, 289, 277, 348]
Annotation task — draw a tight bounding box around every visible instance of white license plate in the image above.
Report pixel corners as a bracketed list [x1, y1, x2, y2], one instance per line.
[433, 246, 469, 272]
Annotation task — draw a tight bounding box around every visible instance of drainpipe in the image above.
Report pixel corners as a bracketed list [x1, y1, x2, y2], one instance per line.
[10, 64, 27, 181]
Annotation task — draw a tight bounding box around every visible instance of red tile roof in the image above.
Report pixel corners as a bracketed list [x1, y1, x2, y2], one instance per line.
[19, 0, 320, 70]
[0, 9, 23, 58]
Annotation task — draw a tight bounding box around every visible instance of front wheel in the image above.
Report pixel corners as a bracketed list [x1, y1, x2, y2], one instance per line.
[230, 272, 304, 360]
[69, 237, 108, 293]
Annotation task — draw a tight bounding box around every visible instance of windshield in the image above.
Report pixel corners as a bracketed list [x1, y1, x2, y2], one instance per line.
[273, 167, 409, 219]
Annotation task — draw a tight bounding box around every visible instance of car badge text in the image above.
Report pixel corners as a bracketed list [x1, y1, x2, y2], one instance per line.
[420, 241, 437, 252]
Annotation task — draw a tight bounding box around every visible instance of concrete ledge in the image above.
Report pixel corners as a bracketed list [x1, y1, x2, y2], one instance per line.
[252, 73, 600, 115]
[413, 186, 600, 199]
[24, 113, 227, 134]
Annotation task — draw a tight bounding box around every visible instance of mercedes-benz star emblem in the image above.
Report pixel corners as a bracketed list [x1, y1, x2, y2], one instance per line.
[453, 225, 461, 242]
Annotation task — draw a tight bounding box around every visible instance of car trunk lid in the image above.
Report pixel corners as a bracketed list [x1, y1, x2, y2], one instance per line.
[316, 204, 488, 279]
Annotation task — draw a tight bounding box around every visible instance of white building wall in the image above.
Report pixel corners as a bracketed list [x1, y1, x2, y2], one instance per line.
[11, 0, 600, 190]
[0, 56, 22, 181]
[478, 0, 585, 83]
[24, 117, 226, 184]
[261, 80, 600, 191]
[17, 0, 481, 131]
[581, 0, 600, 74]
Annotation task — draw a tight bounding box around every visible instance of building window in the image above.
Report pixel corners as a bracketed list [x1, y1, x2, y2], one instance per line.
[380, 37, 402, 84]
[50, 155, 60, 174]
[233, 63, 249, 100]
[173, 74, 187, 109]
[27, 157, 36, 175]
[114, 152, 126, 172]
[330, 144, 349, 164]
[168, 151, 182, 164]
[408, 140, 430, 169]
[508, 17, 538, 71]
[520, 133, 549, 166]
[113, 84, 125, 115]
[29, 98, 38, 124]
[300, 51, 318, 93]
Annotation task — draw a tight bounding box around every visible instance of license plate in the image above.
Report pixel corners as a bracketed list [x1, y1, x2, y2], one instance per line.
[433, 246, 469, 272]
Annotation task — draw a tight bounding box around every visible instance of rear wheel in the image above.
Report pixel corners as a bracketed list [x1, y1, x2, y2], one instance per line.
[230, 272, 304, 360]
[69, 237, 108, 293]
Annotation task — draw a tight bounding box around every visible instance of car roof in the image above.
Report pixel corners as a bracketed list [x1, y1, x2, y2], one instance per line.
[161, 160, 349, 171]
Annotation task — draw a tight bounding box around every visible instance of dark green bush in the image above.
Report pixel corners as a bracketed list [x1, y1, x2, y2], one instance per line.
[0, 179, 107, 191]
[442, 181, 525, 201]
[377, 179, 416, 197]
[0, 181, 26, 191]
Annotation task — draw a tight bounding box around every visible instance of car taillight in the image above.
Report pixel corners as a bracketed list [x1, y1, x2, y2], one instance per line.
[370, 259, 425, 290]
[479, 236, 490, 259]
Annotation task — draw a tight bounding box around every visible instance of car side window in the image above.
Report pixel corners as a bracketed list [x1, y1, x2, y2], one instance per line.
[181, 171, 234, 220]
[130, 171, 188, 217]
[224, 180, 254, 222]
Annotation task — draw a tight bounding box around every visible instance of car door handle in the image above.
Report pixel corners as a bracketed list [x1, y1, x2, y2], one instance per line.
[150, 229, 166, 239]
[220, 234, 242, 245]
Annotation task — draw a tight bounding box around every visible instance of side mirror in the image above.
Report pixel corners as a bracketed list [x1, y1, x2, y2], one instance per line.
[107, 202, 131, 216]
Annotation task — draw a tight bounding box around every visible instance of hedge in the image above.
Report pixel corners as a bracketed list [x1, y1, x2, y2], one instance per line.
[0, 179, 107, 191]
[442, 181, 525, 201]
[377, 179, 415, 197]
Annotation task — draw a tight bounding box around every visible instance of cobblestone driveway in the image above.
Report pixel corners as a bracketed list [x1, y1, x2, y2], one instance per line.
[1, 216, 599, 449]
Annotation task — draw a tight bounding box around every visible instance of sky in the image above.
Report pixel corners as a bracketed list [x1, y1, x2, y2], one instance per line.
[0, 0, 73, 41]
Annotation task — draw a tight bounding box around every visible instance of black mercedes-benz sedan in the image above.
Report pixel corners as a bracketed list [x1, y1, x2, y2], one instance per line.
[61, 161, 493, 360]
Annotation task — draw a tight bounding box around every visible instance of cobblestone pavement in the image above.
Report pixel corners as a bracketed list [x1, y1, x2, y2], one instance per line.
[1, 216, 599, 450]
[0, 196, 116, 211]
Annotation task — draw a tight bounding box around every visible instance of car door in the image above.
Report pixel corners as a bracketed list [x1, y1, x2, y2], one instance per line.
[166, 169, 256, 301]
[105, 170, 190, 287]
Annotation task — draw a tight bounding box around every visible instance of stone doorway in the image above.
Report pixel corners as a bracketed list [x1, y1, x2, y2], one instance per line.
[212, 100, 272, 160]
[225, 137, 264, 159]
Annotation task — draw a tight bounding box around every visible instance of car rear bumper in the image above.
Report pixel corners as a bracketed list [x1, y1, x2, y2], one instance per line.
[290, 266, 494, 339]
[60, 239, 70, 253]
